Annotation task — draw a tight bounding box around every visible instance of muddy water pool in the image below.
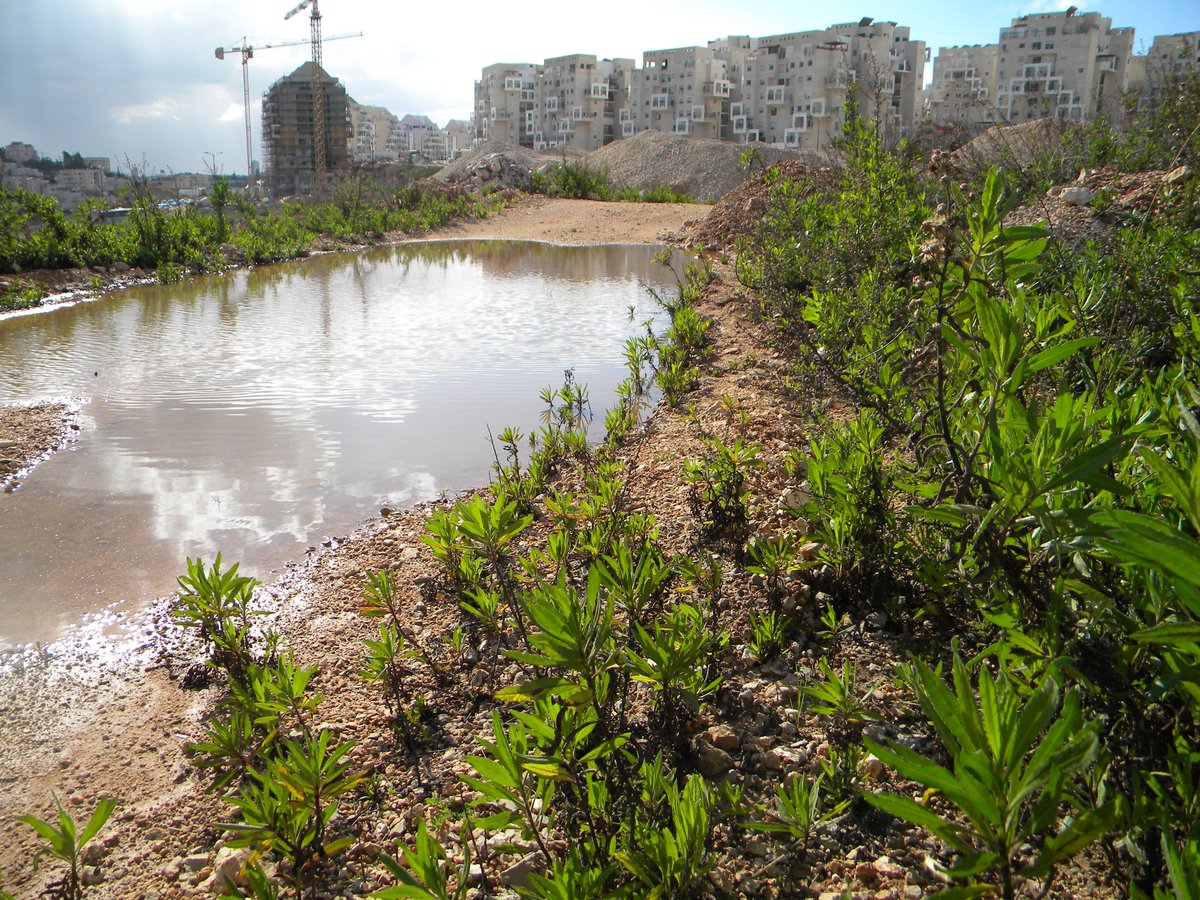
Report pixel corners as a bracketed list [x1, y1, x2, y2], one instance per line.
[0, 240, 683, 649]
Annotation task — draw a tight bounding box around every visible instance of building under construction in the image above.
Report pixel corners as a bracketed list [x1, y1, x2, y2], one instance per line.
[261, 61, 350, 196]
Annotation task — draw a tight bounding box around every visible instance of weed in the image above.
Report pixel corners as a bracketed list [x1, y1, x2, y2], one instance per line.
[749, 610, 786, 663]
[863, 650, 1113, 899]
[15, 796, 116, 900]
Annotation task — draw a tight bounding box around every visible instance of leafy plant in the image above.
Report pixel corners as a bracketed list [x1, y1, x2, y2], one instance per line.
[173, 554, 264, 680]
[224, 730, 362, 897]
[372, 819, 471, 900]
[748, 610, 786, 663]
[627, 602, 724, 742]
[750, 773, 847, 853]
[862, 651, 1114, 899]
[15, 795, 116, 900]
[684, 437, 763, 544]
[746, 533, 804, 610]
[802, 657, 876, 726]
[614, 775, 713, 897]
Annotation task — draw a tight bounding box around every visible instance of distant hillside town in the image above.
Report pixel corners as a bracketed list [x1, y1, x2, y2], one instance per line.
[475, 10, 1198, 153]
[0, 142, 236, 213]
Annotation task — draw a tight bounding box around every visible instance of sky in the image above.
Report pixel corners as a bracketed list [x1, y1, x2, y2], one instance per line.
[1, 0, 1196, 176]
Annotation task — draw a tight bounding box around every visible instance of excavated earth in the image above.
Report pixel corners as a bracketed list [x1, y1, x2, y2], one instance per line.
[0, 192, 1130, 898]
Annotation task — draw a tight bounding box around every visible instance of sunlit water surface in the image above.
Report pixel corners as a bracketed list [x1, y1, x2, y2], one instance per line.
[0, 241, 683, 650]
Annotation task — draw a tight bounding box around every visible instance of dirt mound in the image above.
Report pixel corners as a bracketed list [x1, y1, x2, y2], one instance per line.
[679, 159, 843, 251]
[587, 130, 828, 203]
[433, 141, 556, 192]
[950, 117, 1070, 177]
[1007, 164, 1193, 246]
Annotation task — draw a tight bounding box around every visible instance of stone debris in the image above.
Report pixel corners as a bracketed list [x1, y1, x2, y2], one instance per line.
[1008, 166, 1190, 248]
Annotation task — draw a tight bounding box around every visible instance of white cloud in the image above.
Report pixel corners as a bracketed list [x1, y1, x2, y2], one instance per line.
[218, 102, 244, 123]
[113, 98, 180, 124]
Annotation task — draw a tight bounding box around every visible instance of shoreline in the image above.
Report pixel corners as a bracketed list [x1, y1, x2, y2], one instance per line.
[0, 197, 706, 896]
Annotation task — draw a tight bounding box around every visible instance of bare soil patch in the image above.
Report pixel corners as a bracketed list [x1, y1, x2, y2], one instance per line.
[411, 194, 703, 246]
[0, 402, 77, 492]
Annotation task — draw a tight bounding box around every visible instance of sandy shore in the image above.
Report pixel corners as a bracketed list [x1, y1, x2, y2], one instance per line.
[411, 195, 704, 246]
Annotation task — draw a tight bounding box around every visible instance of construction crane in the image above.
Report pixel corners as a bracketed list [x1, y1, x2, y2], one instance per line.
[284, 0, 333, 192]
[215, 31, 360, 191]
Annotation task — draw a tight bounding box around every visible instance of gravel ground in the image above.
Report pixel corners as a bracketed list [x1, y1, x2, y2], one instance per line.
[0, 402, 77, 492]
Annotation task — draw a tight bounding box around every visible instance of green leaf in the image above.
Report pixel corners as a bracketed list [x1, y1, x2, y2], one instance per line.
[522, 761, 575, 782]
[1131, 621, 1200, 648]
[1026, 337, 1100, 373]
[78, 797, 117, 848]
[1092, 510, 1200, 588]
[1039, 435, 1132, 495]
[859, 787, 971, 853]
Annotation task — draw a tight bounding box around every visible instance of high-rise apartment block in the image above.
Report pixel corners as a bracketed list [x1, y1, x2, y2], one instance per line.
[926, 44, 1000, 126]
[927, 10, 1196, 128]
[1127, 31, 1200, 114]
[261, 62, 351, 196]
[473, 18, 928, 153]
[994, 10, 1135, 123]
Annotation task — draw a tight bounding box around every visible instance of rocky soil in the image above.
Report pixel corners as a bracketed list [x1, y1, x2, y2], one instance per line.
[0, 402, 78, 492]
[0, 192, 1127, 898]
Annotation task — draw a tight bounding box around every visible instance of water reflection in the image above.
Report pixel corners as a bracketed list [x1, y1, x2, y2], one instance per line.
[0, 241, 683, 648]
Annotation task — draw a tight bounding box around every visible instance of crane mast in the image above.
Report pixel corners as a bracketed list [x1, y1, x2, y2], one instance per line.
[285, 0, 326, 193]
[214, 28, 360, 195]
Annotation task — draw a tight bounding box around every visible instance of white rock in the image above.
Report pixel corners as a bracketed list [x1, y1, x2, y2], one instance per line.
[1060, 185, 1094, 206]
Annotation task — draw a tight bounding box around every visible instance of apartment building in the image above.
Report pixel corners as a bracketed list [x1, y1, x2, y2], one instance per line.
[1, 142, 38, 164]
[622, 46, 731, 141]
[725, 21, 924, 149]
[994, 9, 1135, 123]
[527, 54, 634, 152]
[476, 18, 926, 154]
[474, 63, 541, 146]
[349, 102, 400, 163]
[261, 61, 352, 196]
[926, 9, 1144, 127]
[1127, 31, 1200, 116]
[926, 44, 1000, 126]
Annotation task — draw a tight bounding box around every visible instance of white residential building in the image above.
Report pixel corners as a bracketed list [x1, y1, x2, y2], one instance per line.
[477, 18, 926, 154]
[474, 62, 541, 146]
[1127, 31, 1200, 117]
[622, 45, 731, 141]
[927, 44, 1000, 126]
[528, 54, 634, 152]
[994, 9, 1135, 123]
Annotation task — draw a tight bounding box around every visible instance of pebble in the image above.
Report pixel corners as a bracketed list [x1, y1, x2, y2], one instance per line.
[695, 740, 734, 777]
[703, 724, 740, 751]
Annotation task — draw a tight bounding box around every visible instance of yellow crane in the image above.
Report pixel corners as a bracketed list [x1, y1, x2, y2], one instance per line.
[215, 31, 360, 191]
